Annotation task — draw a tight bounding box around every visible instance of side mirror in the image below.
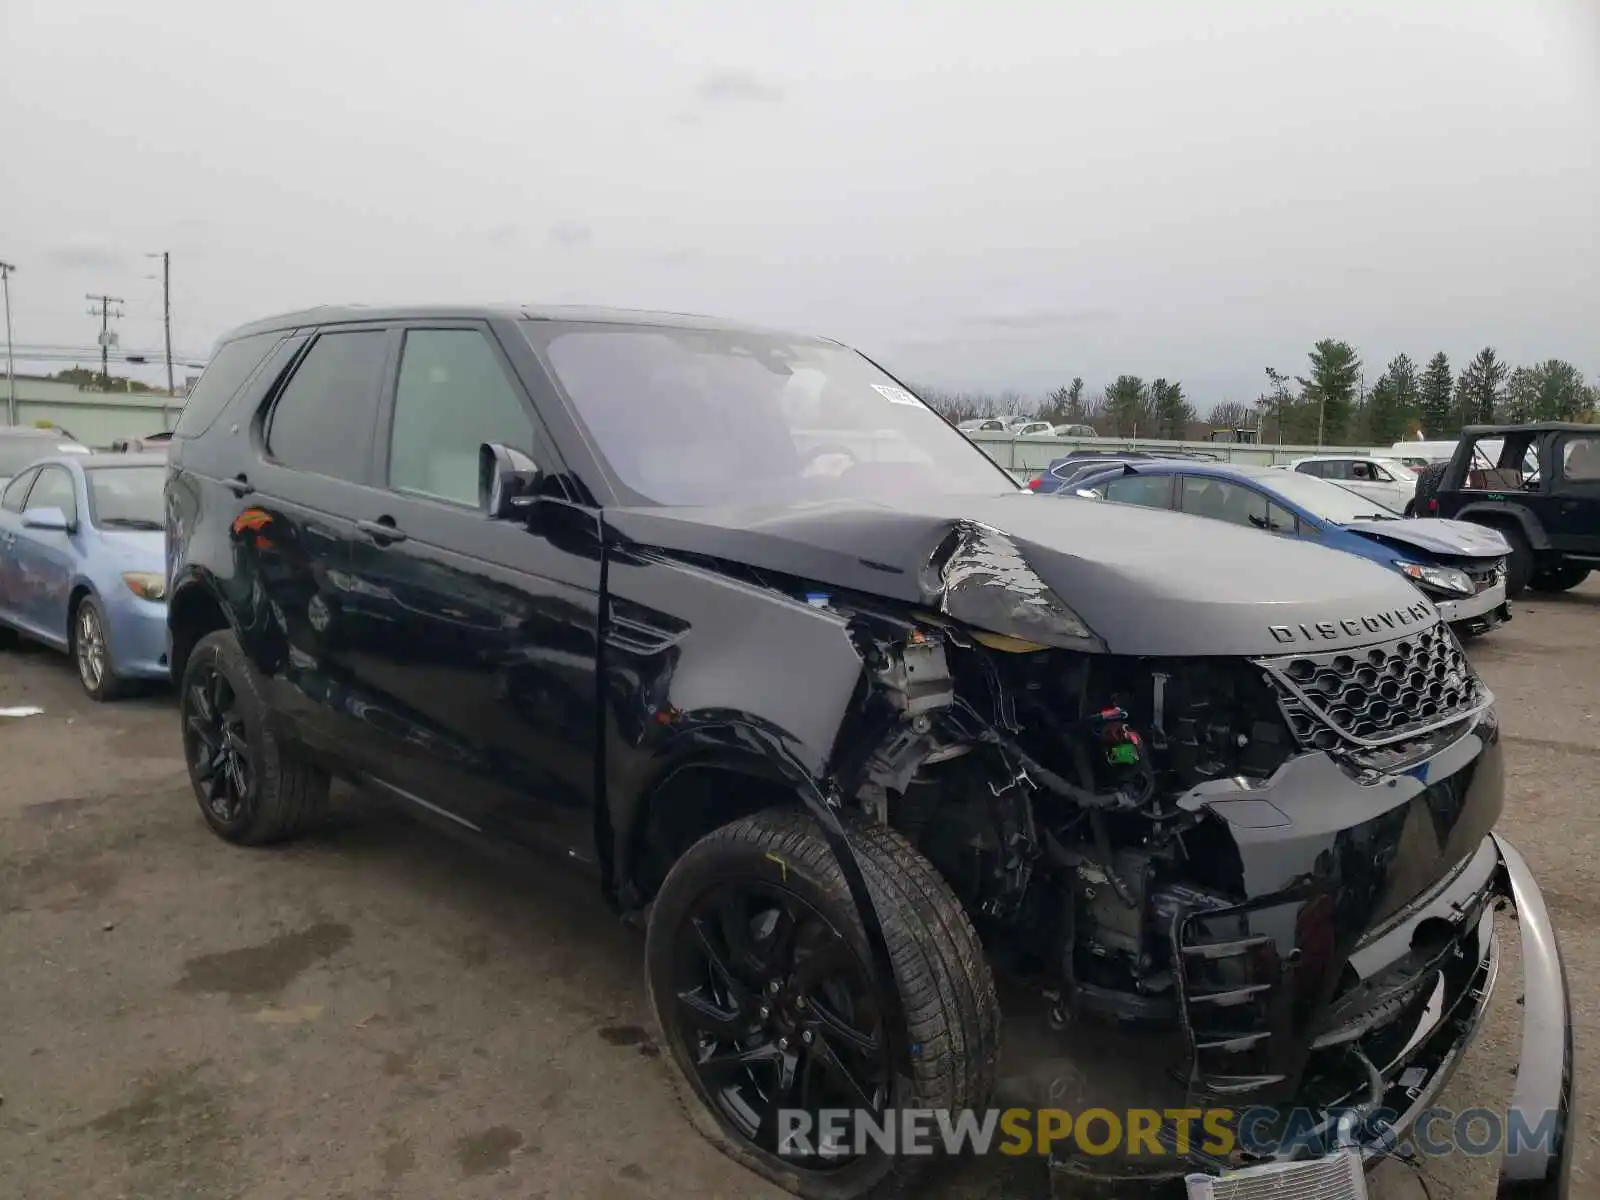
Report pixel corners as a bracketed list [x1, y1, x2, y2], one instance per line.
[22, 506, 71, 532]
[479, 443, 542, 520]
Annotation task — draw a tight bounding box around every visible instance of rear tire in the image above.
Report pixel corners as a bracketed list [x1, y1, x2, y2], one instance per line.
[1530, 566, 1591, 594]
[180, 628, 329, 845]
[645, 808, 1000, 1200]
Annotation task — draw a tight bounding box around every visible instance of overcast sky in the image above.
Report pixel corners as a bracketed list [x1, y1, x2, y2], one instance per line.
[2, 0, 1596, 409]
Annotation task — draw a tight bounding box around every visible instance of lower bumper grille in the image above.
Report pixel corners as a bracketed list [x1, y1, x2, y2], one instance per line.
[1173, 906, 1288, 1097]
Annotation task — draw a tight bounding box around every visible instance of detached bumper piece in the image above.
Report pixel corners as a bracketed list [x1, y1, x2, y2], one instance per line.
[1495, 836, 1574, 1199]
[1186, 1151, 1365, 1199]
[1162, 834, 1573, 1200]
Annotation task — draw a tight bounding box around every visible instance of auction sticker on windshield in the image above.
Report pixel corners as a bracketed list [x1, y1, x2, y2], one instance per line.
[871, 384, 923, 406]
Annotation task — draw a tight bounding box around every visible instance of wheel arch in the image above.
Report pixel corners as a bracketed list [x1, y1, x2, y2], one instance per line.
[614, 710, 916, 1077]
[626, 741, 805, 904]
[1453, 503, 1549, 551]
[167, 572, 234, 684]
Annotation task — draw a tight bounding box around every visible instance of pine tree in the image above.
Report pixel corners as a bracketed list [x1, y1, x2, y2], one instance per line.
[1296, 340, 1361, 443]
[1102, 376, 1151, 436]
[1419, 352, 1453, 436]
[1455, 347, 1508, 426]
[1366, 374, 1403, 445]
[1365, 354, 1419, 445]
[1151, 379, 1194, 439]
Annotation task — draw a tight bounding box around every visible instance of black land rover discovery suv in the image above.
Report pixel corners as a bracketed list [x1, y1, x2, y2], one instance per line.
[164, 306, 1573, 1199]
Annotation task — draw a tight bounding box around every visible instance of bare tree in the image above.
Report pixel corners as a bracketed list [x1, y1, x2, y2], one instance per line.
[1207, 400, 1252, 429]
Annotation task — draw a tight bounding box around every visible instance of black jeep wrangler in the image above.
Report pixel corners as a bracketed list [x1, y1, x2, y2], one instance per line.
[1420, 422, 1600, 597]
[163, 306, 1572, 1199]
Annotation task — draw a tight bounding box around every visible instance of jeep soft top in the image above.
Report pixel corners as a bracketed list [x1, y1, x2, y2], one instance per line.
[1421, 422, 1600, 595]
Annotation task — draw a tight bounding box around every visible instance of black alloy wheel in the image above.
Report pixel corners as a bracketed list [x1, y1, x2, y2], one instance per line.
[646, 810, 1000, 1200]
[179, 630, 330, 845]
[183, 662, 253, 828]
[670, 880, 890, 1166]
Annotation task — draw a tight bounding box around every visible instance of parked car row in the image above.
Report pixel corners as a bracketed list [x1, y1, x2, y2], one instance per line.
[956, 416, 1100, 438]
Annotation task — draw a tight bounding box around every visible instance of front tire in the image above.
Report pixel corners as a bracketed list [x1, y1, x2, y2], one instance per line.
[645, 809, 1000, 1200]
[72, 595, 127, 702]
[180, 628, 329, 845]
[1501, 526, 1534, 598]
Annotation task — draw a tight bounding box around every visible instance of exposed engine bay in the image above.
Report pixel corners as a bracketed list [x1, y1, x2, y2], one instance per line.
[848, 617, 1294, 1030]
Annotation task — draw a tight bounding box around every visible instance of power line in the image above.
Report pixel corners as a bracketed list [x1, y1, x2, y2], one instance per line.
[0, 348, 208, 369]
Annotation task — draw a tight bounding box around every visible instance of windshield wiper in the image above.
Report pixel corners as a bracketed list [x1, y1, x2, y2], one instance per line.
[99, 517, 163, 530]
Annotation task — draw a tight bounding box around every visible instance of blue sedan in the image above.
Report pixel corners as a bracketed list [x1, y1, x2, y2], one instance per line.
[1069, 459, 1514, 635]
[0, 452, 169, 698]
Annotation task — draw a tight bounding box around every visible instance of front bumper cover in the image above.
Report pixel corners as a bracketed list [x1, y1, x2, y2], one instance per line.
[1051, 833, 1574, 1199]
[1437, 578, 1510, 628]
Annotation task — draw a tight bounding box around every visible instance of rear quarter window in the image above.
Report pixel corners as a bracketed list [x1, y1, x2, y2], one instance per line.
[173, 331, 285, 439]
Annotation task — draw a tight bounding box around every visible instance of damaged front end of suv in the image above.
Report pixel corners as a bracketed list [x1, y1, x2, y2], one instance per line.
[609, 499, 1573, 1200]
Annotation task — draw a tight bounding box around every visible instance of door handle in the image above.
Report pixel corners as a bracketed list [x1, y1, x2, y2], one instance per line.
[226, 474, 255, 498]
[356, 518, 407, 545]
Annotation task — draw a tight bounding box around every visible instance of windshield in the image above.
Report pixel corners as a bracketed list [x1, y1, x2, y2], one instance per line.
[1264, 470, 1402, 521]
[524, 322, 1015, 505]
[86, 466, 165, 529]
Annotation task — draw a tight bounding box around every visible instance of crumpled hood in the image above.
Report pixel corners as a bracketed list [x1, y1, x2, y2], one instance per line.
[1337, 518, 1510, 562]
[604, 492, 1440, 656]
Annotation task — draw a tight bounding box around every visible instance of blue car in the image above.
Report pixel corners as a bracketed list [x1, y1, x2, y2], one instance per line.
[1070, 459, 1514, 635]
[0, 452, 169, 698]
[1028, 449, 1222, 493]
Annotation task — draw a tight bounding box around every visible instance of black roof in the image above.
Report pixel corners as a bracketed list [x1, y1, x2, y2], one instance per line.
[222, 304, 801, 343]
[1461, 422, 1598, 436]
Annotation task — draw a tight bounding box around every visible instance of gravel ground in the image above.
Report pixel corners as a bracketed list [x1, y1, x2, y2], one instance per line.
[2, 582, 1595, 1200]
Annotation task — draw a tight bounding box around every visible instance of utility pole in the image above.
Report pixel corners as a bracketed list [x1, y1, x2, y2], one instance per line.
[146, 251, 174, 424]
[85, 293, 125, 391]
[1, 260, 16, 425]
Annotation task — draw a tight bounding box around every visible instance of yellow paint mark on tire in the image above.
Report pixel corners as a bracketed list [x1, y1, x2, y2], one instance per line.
[764, 852, 789, 882]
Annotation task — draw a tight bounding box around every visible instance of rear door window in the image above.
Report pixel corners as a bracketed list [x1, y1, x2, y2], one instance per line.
[1560, 436, 1600, 482]
[173, 331, 284, 438]
[265, 329, 392, 482]
[1103, 474, 1173, 509]
[1179, 475, 1270, 529]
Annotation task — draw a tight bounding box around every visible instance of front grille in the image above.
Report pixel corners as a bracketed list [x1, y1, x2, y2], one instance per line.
[1258, 623, 1489, 751]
